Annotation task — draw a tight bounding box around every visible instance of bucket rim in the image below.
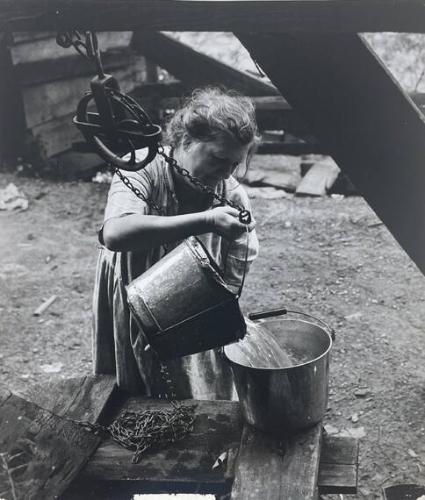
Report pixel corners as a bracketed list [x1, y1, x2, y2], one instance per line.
[223, 317, 333, 371]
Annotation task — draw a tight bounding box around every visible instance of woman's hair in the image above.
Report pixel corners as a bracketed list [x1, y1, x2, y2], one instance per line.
[165, 87, 261, 154]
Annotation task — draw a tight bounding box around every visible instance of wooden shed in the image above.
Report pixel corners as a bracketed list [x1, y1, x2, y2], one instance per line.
[1, 31, 148, 175]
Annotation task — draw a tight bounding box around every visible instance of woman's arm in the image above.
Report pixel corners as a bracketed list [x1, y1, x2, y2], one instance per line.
[102, 206, 256, 252]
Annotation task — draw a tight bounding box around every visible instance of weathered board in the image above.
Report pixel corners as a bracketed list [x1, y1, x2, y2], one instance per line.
[1, 1, 425, 33]
[80, 398, 242, 495]
[318, 435, 358, 494]
[15, 48, 138, 87]
[23, 375, 117, 423]
[237, 32, 425, 276]
[0, 391, 101, 500]
[231, 424, 322, 499]
[23, 62, 146, 128]
[10, 32, 133, 65]
[295, 159, 340, 196]
[132, 31, 277, 97]
[0, 33, 26, 160]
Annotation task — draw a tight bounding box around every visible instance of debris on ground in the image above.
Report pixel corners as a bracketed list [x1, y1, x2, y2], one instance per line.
[33, 295, 58, 316]
[0, 183, 28, 211]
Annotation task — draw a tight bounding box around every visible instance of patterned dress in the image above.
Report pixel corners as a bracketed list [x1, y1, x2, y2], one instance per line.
[92, 152, 259, 398]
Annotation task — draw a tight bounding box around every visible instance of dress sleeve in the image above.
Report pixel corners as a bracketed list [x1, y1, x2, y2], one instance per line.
[104, 168, 151, 222]
[99, 153, 159, 245]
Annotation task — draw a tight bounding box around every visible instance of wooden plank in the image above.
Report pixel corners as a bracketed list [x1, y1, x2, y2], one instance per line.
[23, 375, 117, 423]
[23, 60, 146, 128]
[318, 463, 357, 494]
[238, 32, 425, 276]
[0, 392, 101, 500]
[10, 31, 132, 64]
[12, 31, 55, 44]
[132, 31, 277, 97]
[295, 159, 340, 196]
[231, 424, 322, 499]
[81, 398, 242, 494]
[31, 111, 82, 158]
[15, 48, 139, 87]
[1, 1, 425, 32]
[320, 435, 358, 466]
[318, 435, 358, 494]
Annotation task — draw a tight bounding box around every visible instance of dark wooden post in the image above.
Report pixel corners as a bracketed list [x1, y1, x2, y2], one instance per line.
[238, 32, 425, 276]
[0, 32, 26, 164]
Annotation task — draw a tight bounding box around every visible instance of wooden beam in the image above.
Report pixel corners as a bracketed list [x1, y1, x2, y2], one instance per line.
[0, 32, 26, 161]
[1, 1, 425, 32]
[15, 48, 138, 86]
[231, 424, 322, 499]
[238, 33, 425, 276]
[131, 32, 277, 97]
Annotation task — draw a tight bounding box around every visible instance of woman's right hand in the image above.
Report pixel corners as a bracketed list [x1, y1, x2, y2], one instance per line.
[206, 206, 256, 240]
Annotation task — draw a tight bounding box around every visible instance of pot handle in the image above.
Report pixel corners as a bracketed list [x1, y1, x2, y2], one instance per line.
[248, 308, 335, 341]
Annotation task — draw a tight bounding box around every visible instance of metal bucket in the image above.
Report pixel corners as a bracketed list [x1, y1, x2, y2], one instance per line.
[126, 236, 246, 360]
[224, 308, 334, 434]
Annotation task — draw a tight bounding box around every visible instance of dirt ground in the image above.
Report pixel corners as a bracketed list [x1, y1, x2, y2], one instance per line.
[1, 158, 424, 499]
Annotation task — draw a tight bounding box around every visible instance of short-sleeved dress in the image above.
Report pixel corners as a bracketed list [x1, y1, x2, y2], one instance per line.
[92, 152, 259, 398]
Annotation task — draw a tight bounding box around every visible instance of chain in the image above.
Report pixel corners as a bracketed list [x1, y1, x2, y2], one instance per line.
[106, 89, 252, 224]
[74, 402, 196, 464]
[55, 31, 251, 223]
[157, 146, 251, 224]
[113, 167, 165, 216]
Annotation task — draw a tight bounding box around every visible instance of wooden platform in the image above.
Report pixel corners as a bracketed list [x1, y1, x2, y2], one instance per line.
[15, 375, 359, 499]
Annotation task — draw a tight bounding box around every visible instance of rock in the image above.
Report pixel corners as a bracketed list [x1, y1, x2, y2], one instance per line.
[40, 362, 63, 373]
[345, 312, 363, 321]
[351, 413, 359, 423]
[354, 388, 370, 397]
[0, 183, 29, 211]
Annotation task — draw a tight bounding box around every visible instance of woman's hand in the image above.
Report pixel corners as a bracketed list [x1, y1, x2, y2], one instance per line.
[206, 206, 256, 240]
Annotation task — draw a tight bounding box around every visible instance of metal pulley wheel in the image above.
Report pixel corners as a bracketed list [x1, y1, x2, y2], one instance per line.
[73, 77, 162, 171]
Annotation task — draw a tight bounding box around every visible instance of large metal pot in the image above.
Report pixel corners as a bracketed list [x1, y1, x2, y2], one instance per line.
[126, 236, 246, 360]
[224, 308, 334, 434]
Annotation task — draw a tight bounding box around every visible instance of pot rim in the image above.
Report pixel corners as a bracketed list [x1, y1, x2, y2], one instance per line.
[223, 318, 333, 371]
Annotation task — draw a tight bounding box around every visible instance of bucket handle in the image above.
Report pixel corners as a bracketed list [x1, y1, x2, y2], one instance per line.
[248, 308, 335, 341]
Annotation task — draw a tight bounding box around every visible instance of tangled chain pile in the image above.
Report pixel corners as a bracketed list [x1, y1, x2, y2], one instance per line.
[107, 402, 197, 463]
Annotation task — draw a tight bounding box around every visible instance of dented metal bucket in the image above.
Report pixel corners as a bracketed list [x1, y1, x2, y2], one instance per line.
[126, 236, 246, 360]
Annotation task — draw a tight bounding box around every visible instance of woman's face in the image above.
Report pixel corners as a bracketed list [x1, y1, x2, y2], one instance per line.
[175, 136, 251, 191]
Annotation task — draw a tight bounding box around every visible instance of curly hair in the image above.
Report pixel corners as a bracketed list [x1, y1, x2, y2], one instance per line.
[165, 87, 261, 153]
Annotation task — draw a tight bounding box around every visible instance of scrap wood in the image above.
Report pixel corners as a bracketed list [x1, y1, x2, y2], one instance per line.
[33, 294, 57, 316]
[296, 159, 340, 197]
[242, 167, 300, 192]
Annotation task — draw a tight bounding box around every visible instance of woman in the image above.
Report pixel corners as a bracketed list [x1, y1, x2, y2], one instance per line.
[92, 87, 260, 398]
